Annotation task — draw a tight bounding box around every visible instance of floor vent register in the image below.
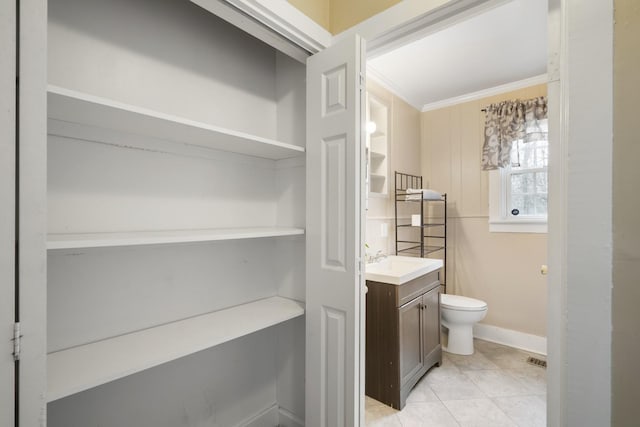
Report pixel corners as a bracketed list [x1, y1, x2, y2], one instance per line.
[526, 356, 547, 368]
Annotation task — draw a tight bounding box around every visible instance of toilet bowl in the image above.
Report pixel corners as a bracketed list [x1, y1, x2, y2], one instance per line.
[440, 294, 488, 355]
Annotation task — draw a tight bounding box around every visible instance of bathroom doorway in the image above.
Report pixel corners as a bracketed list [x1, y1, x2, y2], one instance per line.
[362, 1, 551, 424]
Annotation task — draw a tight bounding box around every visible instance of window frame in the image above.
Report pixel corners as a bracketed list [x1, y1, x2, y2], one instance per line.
[489, 139, 548, 234]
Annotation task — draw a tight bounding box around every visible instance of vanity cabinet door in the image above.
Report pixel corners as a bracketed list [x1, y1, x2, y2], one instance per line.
[398, 296, 424, 387]
[422, 286, 441, 359]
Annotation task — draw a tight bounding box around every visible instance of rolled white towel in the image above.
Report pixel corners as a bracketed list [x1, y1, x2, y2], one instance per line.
[405, 188, 442, 200]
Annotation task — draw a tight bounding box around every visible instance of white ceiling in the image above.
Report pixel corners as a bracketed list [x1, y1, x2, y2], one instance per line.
[367, 0, 548, 111]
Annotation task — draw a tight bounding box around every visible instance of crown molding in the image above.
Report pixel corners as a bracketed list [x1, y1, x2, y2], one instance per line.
[366, 65, 423, 111]
[190, 0, 331, 63]
[421, 74, 548, 112]
[225, 0, 331, 53]
[367, 70, 548, 115]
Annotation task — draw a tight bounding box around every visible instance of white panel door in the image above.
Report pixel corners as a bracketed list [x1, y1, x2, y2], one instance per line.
[306, 35, 366, 427]
[0, 0, 16, 425]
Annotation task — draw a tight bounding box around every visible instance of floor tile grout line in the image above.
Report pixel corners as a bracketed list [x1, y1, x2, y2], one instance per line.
[464, 370, 541, 399]
[430, 366, 464, 427]
[365, 341, 546, 426]
[438, 397, 463, 427]
[490, 396, 527, 427]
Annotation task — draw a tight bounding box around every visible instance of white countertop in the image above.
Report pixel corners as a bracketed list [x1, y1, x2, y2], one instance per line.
[365, 255, 443, 285]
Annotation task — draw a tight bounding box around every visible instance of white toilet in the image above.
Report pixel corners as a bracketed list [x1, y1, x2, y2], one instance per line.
[440, 294, 488, 355]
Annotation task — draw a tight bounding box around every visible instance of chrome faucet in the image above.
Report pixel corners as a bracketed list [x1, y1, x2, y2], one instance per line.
[373, 250, 387, 263]
[366, 249, 388, 264]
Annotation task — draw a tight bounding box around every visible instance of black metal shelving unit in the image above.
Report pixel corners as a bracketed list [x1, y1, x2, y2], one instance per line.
[394, 171, 447, 291]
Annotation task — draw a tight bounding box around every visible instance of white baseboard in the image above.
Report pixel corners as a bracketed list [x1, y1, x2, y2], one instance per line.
[238, 404, 303, 427]
[278, 407, 304, 427]
[473, 323, 547, 356]
[240, 404, 279, 427]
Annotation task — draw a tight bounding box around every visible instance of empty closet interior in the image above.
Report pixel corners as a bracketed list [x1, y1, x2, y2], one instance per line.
[46, 0, 307, 425]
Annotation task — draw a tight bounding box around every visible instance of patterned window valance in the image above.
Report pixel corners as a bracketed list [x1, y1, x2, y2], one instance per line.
[481, 96, 548, 170]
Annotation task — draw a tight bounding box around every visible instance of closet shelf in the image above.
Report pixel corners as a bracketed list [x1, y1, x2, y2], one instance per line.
[47, 296, 305, 402]
[47, 85, 305, 160]
[47, 226, 305, 250]
[370, 173, 386, 181]
[370, 151, 386, 161]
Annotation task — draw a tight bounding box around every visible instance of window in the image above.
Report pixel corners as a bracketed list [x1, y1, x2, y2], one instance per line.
[489, 120, 548, 233]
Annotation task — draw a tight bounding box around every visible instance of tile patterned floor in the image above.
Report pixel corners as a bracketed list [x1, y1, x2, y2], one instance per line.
[365, 339, 546, 427]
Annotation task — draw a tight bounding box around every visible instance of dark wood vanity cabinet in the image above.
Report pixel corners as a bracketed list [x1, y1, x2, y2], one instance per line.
[365, 270, 442, 409]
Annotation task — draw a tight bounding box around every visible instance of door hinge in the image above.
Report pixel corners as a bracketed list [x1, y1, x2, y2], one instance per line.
[359, 72, 365, 91]
[12, 322, 21, 361]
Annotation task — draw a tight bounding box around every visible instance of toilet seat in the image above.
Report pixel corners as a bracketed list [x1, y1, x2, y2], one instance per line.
[441, 294, 487, 311]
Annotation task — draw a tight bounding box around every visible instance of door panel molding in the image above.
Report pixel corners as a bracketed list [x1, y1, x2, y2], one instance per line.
[321, 135, 347, 271]
[306, 35, 365, 427]
[322, 306, 346, 426]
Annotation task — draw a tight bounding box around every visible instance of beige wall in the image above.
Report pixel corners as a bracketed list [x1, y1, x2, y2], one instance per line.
[612, 0, 640, 424]
[287, 0, 400, 34]
[365, 80, 421, 255]
[329, 0, 400, 34]
[288, 0, 330, 31]
[421, 84, 548, 337]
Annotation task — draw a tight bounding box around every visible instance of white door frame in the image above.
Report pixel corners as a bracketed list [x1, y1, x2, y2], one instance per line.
[17, 0, 48, 425]
[545, 2, 567, 424]
[0, 0, 17, 425]
[546, 0, 613, 425]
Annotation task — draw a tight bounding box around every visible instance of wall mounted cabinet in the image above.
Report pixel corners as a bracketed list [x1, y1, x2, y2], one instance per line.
[366, 93, 390, 196]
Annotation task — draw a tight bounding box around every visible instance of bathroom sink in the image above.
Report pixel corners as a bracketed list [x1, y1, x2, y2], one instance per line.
[365, 255, 443, 285]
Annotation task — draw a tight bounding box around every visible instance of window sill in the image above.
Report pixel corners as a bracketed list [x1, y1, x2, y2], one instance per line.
[489, 219, 547, 234]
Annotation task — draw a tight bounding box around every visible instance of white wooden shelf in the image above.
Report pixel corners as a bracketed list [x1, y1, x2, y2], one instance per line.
[47, 85, 305, 160]
[47, 296, 305, 402]
[370, 173, 386, 181]
[371, 130, 386, 138]
[47, 226, 305, 250]
[370, 151, 386, 161]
